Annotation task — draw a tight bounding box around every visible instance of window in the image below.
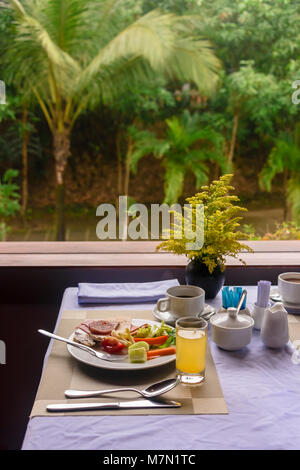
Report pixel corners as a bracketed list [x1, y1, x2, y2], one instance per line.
[0, 1, 299, 245]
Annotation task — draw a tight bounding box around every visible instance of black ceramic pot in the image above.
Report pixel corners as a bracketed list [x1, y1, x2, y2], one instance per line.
[185, 259, 225, 299]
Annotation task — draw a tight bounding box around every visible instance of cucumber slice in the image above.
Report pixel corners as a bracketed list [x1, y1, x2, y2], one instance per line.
[128, 341, 149, 351]
[128, 346, 147, 363]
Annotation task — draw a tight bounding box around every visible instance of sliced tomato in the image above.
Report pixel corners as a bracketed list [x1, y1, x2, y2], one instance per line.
[101, 337, 125, 354]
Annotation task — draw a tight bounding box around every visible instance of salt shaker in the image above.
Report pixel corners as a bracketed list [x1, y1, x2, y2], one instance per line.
[252, 280, 271, 330]
[260, 302, 289, 349]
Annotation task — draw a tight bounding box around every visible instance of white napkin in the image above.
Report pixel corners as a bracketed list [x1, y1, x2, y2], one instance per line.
[77, 279, 180, 304]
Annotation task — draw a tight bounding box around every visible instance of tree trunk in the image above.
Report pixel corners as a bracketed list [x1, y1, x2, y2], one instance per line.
[120, 135, 134, 241]
[55, 182, 65, 240]
[21, 106, 29, 218]
[283, 169, 288, 221]
[212, 162, 220, 180]
[124, 135, 133, 197]
[53, 128, 71, 241]
[116, 128, 123, 196]
[116, 128, 123, 214]
[283, 169, 292, 222]
[285, 199, 292, 222]
[0, 221, 7, 241]
[227, 111, 239, 168]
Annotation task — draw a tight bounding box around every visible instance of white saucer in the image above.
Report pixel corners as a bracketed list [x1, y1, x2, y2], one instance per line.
[270, 287, 300, 314]
[152, 304, 215, 326]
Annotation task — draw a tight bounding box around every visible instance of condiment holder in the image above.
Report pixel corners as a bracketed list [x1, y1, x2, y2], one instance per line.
[251, 280, 272, 330]
[211, 290, 254, 351]
[210, 307, 254, 351]
[218, 285, 251, 321]
[260, 302, 289, 349]
[221, 286, 246, 310]
[212, 283, 292, 352]
[251, 302, 272, 330]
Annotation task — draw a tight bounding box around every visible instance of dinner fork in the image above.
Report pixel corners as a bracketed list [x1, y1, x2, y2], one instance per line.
[38, 329, 128, 362]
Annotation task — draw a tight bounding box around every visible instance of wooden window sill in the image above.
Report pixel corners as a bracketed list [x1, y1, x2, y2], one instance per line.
[0, 241, 299, 267]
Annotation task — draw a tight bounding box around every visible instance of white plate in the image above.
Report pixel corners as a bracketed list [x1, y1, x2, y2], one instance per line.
[67, 318, 176, 370]
[270, 287, 300, 314]
[152, 304, 215, 326]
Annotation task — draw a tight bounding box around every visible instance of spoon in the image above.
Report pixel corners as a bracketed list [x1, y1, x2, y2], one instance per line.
[199, 310, 216, 321]
[236, 289, 247, 315]
[270, 290, 282, 302]
[65, 376, 180, 399]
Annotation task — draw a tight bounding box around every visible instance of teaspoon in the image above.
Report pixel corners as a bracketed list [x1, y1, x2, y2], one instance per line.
[65, 376, 180, 399]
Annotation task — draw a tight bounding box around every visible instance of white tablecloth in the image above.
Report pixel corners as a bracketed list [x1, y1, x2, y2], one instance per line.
[22, 286, 300, 450]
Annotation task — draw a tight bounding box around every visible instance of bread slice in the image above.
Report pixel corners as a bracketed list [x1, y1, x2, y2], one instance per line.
[114, 317, 132, 333]
[73, 328, 96, 347]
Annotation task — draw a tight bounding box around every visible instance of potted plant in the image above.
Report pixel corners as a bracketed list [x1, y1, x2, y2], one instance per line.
[157, 174, 253, 298]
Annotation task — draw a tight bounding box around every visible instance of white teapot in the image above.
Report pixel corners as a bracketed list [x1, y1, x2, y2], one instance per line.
[260, 302, 289, 349]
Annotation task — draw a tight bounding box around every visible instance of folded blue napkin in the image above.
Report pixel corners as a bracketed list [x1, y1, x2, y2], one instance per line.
[77, 279, 180, 304]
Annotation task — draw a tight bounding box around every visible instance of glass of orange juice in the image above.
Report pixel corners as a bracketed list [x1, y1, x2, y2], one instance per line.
[176, 316, 208, 385]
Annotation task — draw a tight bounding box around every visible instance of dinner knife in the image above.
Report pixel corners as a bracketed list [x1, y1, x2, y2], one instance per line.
[47, 397, 181, 412]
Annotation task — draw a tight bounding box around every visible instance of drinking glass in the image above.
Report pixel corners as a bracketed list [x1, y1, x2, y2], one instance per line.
[176, 316, 208, 385]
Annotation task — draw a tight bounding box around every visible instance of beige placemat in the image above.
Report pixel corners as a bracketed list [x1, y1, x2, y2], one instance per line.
[288, 313, 300, 341]
[31, 309, 228, 417]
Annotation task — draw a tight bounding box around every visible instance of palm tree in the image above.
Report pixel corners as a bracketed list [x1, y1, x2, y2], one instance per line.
[259, 125, 300, 223]
[2, 0, 221, 240]
[129, 110, 227, 204]
[4, 107, 41, 218]
[0, 93, 41, 220]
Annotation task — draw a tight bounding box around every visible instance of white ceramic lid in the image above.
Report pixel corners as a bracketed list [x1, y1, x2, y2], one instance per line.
[211, 307, 253, 329]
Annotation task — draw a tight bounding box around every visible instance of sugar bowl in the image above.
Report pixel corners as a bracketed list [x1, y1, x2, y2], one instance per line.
[210, 306, 254, 351]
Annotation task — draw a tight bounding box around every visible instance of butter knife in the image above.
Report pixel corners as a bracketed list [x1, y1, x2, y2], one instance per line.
[47, 397, 181, 412]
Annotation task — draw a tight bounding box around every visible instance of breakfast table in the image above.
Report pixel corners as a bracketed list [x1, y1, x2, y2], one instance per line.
[22, 285, 300, 450]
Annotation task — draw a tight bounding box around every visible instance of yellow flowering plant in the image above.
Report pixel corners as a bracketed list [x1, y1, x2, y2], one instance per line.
[157, 174, 253, 274]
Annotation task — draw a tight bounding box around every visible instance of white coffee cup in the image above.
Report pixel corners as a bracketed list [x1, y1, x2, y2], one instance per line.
[278, 272, 300, 305]
[156, 285, 205, 318]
